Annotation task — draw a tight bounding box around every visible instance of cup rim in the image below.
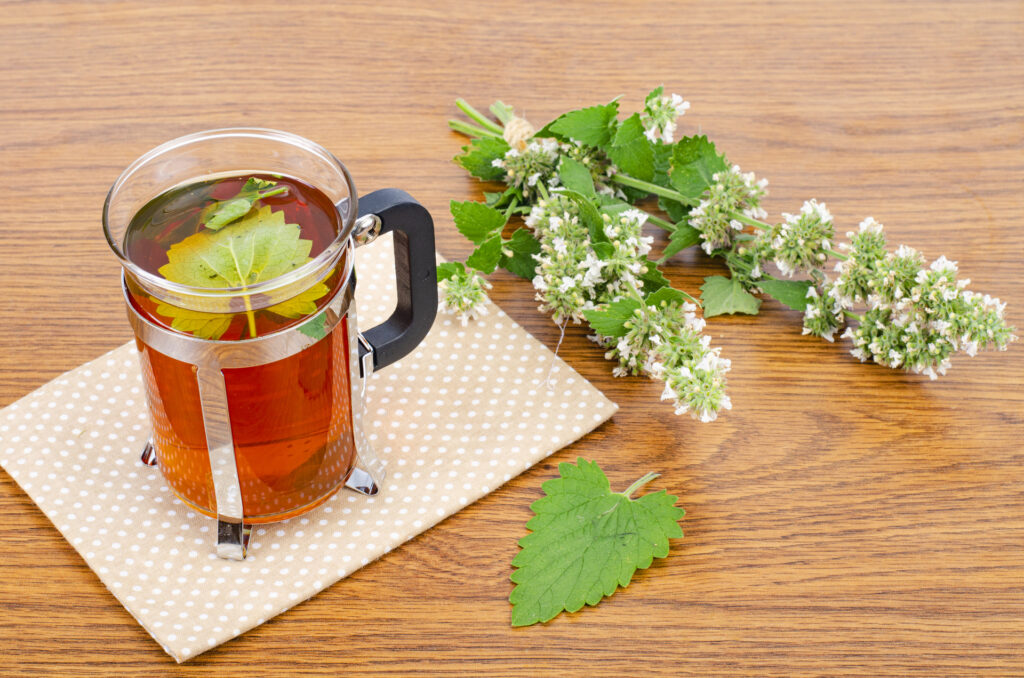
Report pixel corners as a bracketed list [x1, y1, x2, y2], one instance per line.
[102, 127, 358, 302]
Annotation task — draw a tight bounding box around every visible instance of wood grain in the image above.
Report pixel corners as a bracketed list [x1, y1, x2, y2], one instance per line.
[1, 1, 1023, 675]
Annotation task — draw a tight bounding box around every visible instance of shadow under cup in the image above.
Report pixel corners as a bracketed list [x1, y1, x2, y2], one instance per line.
[104, 129, 368, 525]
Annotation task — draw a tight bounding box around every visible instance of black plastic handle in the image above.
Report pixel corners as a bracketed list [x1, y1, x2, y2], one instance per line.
[356, 188, 437, 373]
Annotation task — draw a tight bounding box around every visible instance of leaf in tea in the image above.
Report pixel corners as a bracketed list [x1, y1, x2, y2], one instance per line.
[202, 177, 289, 231]
[157, 204, 328, 338]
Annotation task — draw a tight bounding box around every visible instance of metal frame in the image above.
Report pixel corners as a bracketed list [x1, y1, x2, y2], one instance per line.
[127, 234, 384, 560]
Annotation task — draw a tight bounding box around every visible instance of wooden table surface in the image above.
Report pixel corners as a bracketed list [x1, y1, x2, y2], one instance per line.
[2, 1, 1023, 675]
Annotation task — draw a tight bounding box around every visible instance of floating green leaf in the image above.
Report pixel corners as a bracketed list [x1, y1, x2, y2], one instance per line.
[157, 205, 328, 338]
[297, 313, 327, 340]
[509, 458, 685, 627]
[202, 177, 288, 231]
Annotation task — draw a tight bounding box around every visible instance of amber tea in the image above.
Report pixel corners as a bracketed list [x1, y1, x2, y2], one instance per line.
[125, 173, 356, 522]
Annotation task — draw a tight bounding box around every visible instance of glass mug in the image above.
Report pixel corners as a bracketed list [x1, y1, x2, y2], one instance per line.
[103, 128, 437, 559]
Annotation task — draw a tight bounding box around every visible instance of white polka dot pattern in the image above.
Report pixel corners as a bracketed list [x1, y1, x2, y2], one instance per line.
[0, 235, 617, 663]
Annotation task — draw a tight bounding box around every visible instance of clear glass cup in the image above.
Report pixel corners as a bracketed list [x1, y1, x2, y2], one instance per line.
[103, 128, 437, 558]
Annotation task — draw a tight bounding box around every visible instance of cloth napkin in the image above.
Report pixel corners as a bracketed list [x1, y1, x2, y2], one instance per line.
[0, 236, 617, 662]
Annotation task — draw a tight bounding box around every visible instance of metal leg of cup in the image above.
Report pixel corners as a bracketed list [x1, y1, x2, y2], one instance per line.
[140, 437, 157, 467]
[216, 519, 252, 560]
[344, 467, 380, 496]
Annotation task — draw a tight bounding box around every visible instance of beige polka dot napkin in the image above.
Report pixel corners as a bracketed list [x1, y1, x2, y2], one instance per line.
[0, 236, 617, 663]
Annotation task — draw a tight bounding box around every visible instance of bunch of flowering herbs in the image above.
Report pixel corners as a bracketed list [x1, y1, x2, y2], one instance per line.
[440, 91, 1015, 422]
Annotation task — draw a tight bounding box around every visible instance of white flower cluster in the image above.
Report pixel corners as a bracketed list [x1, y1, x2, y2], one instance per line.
[762, 199, 834, 277]
[612, 300, 732, 422]
[798, 218, 1016, 377]
[526, 192, 731, 421]
[641, 92, 691, 143]
[491, 138, 561, 198]
[689, 164, 768, 255]
[438, 267, 492, 327]
[527, 195, 651, 323]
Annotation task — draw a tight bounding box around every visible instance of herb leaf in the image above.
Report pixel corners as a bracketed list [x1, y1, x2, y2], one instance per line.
[499, 228, 541, 279]
[542, 101, 620, 147]
[758, 278, 814, 311]
[157, 205, 328, 338]
[509, 458, 685, 627]
[659, 223, 702, 262]
[450, 200, 507, 245]
[297, 313, 327, 340]
[700, 275, 762, 317]
[202, 177, 288, 231]
[437, 261, 466, 282]
[606, 113, 655, 181]
[466, 234, 503, 274]
[455, 136, 511, 182]
[558, 156, 597, 198]
[669, 135, 729, 202]
[583, 298, 642, 337]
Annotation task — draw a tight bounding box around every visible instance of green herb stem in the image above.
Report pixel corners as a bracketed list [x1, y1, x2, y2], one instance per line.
[643, 212, 675, 231]
[448, 119, 503, 140]
[727, 211, 771, 230]
[843, 309, 864, 322]
[611, 174, 695, 205]
[504, 196, 520, 220]
[621, 471, 661, 498]
[831, 250, 849, 261]
[241, 294, 257, 338]
[455, 98, 506, 135]
[257, 186, 288, 200]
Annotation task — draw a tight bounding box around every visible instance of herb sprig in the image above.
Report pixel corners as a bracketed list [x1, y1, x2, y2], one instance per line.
[440, 89, 1016, 420]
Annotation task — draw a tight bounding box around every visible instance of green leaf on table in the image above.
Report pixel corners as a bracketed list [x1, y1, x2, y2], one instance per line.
[659, 223, 701, 262]
[757, 278, 814, 312]
[466, 234, 503, 274]
[583, 298, 642, 337]
[202, 177, 289, 231]
[700, 275, 762, 317]
[539, 101, 620, 147]
[455, 136, 510, 182]
[450, 200, 507, 245]
[669, 135, 728, 202]
[509, 458, 685, 627]
[436, 261, 466, 282]
[558, 156, 597, 198]
[559, 189, 608, 244]
[606, 113, 654, 181]
[499, 228, 541, 279]
[297, 313, 327, 340]
[490, 100, 516, 124]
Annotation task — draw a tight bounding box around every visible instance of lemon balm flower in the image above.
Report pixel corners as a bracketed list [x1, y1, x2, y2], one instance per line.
[439, 267, 491, 326]
[641, 89, 691, 143]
